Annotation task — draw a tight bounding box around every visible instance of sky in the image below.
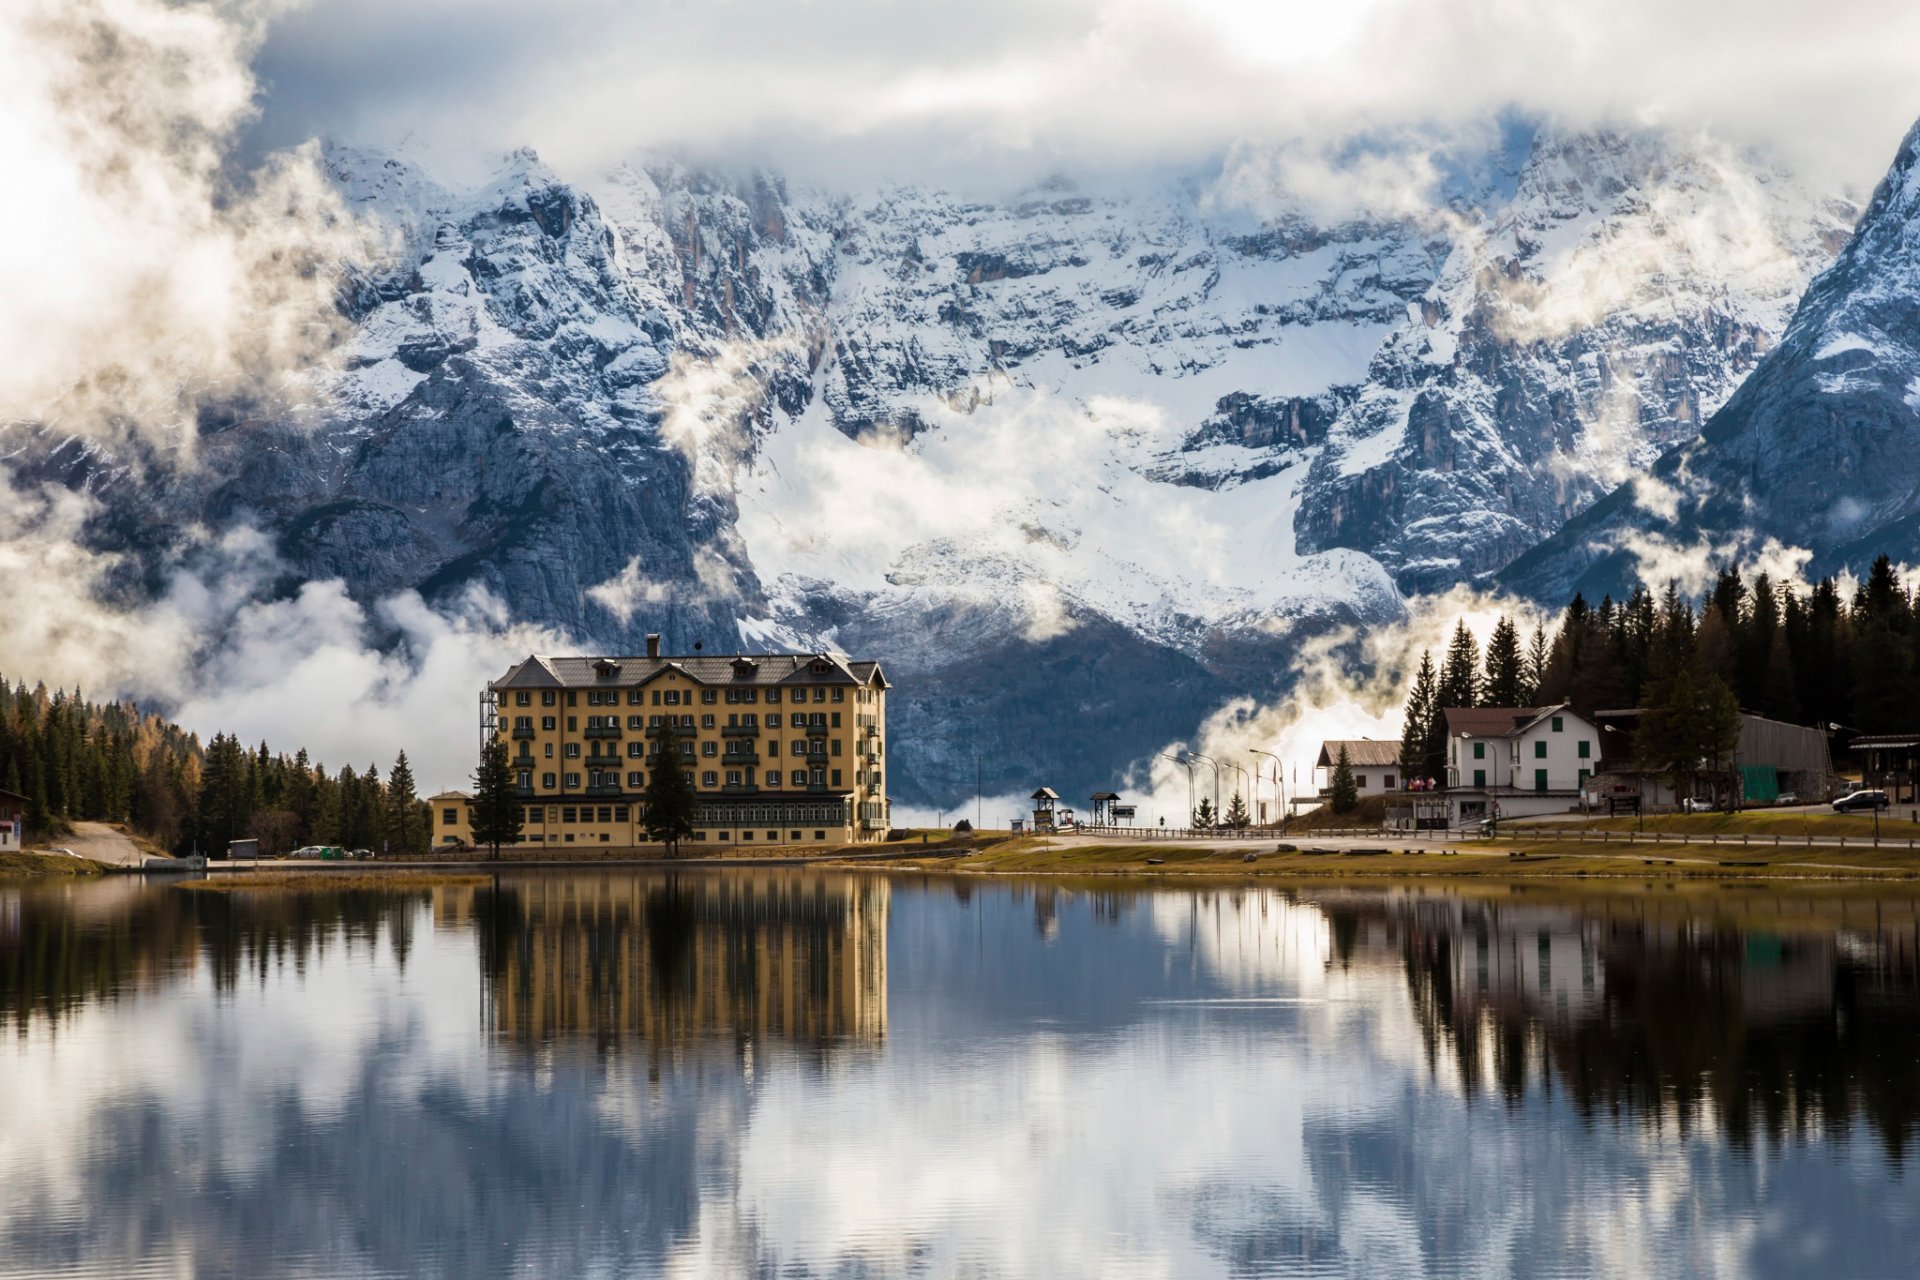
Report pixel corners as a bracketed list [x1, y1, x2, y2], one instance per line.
[242, 0, 1920, 191]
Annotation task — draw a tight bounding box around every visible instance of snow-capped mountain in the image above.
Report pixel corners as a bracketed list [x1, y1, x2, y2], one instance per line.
[9, 122, 1857, 804]
[1503, 118, 1920, 602]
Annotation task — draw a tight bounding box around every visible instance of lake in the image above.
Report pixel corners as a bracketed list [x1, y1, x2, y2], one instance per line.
[1, 870, 1916, 1278]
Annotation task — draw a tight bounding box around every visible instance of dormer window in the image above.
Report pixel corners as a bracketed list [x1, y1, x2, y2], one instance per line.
[594, 659, 620, 679]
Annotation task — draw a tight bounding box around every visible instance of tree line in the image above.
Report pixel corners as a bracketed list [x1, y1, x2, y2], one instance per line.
[0, 675, 431, 856]
[1402, 556, 1920, 791]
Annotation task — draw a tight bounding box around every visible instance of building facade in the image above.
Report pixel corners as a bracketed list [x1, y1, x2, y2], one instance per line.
[1313, 740, 1404, 798]
[434, 635, 891, 849]
[0, 788, 23, 850]
[1442, 704, 1599, 823]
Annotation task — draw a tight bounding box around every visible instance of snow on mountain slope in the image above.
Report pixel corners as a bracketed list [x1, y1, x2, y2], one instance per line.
[1503, 116, 1920, 601]
[4, 123, 1853, 806]
[1295, 128, 1857, 590]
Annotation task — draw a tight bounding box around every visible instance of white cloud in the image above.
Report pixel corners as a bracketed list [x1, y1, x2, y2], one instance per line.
[588, 547, 741, 624]
[0, 0, 380, 446]
[0, 475, 564, 793]
[250, 0, 1920, 194]
[1135, 586, 1554, 820]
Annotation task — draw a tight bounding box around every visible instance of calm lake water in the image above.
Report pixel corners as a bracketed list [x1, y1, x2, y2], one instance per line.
[1, 871, 1917, 1279]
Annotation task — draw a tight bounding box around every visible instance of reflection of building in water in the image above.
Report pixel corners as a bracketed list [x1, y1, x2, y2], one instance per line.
[437, 872, 888, 1051]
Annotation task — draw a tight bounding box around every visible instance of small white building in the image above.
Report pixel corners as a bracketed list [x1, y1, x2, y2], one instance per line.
[1442, 704, 1600, 824]
[0, 788, 23, 850]
[1314, 740, 1405, 798]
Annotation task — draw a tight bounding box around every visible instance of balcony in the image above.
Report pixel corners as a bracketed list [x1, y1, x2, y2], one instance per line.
[511, 725, 535, 740]
[803, 722, 829, 737]
[722, 749, 760, 765]
[645, 722, 691, 739]
[584, 783, 622, 798]
[584, 723, 622, 739]
[721, 783, 759, 796]
[861, 817, 888, 831]
[722, 723, 762, 738]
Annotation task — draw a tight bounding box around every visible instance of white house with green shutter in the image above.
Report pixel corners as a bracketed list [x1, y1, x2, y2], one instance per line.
[1441, 704, 1599, 824]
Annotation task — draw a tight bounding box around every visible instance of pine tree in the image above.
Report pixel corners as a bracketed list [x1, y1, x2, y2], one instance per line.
[1400, 650, 1440, 787]
[641, 727, 699, 855]
[1224, 791, 1250, 828]
[1329, 744, 1359, 814]
[1482, 616, 1525, 707]
[386, 751, 423, 854]
[1523, 626, 1550, 704]
[1436, 621, 1481, 711]
[1192, 796, 1215, 829]
[469, 738, 523, 859]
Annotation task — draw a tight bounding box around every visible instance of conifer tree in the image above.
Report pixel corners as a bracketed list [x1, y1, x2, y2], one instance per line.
[1192, 796, 1215, 829]
[1329, 745, 1359, 814]
[1482, 617, 1525, 707]
[1224, 791, 1250, 828]
[387, 750, 423, 854]
[641, 727, 699, 855]
[1436, 620, 1481, 711]
[469, 738, 523, 859]
[1400, 650, 1438, 785]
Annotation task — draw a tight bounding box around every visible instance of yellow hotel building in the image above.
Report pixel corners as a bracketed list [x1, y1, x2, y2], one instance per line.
[432, 634, 891, 850]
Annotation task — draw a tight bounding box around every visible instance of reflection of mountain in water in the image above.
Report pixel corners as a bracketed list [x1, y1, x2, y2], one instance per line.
[443, 871, 888, 1054]
[1317, 889, 1920, 1159]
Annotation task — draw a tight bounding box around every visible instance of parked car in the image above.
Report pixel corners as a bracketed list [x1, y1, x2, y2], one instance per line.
[291, 845, 325, 859]
[1832, 790, 1890, 812]
[349, 848, 373, 860]
[1680, 797, 1712, 813]
[1775, 793, 1799, 806]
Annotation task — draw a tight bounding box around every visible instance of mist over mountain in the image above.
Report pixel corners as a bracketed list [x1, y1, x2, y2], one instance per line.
[1503, 117, 1920, 603]
[3, 113, 1871, 805]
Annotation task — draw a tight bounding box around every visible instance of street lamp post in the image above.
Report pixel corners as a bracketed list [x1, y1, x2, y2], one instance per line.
[1183, 751, 1222, 822]
[1161, 753, 1195, 826]
[1250, 749, 1285, 829]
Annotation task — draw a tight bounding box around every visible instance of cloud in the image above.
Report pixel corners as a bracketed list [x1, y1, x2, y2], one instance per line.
[0, 474, 565, 792]
[0, 0, 378, 446]
[588, 547, 741, 625]
[1133, 585, 1553, 820]
[248, 0, 1920, 194]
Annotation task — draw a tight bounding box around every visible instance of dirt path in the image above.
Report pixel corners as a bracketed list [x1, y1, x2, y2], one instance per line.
[56, 822, 153, 868]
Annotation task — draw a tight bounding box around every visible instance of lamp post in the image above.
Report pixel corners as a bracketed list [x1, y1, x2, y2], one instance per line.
[1251, 749, 1285, 829]
[1161, 753, 1195, 825]
[1225, 761, 1251, 827]
[1183, 751, 1222, 822]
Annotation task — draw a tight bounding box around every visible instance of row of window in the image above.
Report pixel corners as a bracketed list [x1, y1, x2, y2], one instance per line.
[513, 686, 854, 708]
[1464, 768, 1594, 791]
[514, 738, 842, 762]
[1468, 739, 1593, 760]
[512, 711, 852, 732]
[513, 768, 844, 791]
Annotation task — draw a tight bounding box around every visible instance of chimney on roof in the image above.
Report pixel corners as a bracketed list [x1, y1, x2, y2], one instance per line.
[645, 633, 660, 659]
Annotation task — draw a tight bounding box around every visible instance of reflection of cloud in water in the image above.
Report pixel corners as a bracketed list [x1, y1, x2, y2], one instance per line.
[0, 877, 1916, 1277]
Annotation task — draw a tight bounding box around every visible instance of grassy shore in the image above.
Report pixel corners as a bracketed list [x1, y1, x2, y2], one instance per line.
[867, 834, 1920, 880]
[0, 850, 109, 879]
[1522, 810, 1920, 840]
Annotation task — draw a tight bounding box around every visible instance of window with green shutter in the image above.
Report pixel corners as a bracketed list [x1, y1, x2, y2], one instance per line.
[1577, 740, 1591, 758]
[1534, 769, 1547, 792]
[1552, 716, 1563, 732]
[1534, 741, 1547, 759]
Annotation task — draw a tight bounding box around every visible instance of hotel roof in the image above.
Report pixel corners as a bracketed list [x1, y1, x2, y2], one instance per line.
[493, 652, 888, 690]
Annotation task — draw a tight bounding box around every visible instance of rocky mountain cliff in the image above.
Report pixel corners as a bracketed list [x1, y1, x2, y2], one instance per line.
[1502, 120, 1920, 603]
[3, 124, 1858, 805]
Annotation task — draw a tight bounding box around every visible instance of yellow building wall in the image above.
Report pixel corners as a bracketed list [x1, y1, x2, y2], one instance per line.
[444, 670, 891, 851]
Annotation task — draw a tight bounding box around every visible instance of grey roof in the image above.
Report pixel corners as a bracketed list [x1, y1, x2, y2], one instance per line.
[1442, 705, 1568, 739]
[1316, 739, 1402, 768]
[493, 651, 889, 690]
[1848, 734, 1920, 750]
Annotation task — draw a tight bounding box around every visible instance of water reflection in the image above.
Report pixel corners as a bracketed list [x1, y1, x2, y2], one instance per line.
[449, 871, 887, 1052]
[0, 874, 1915, 1278]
